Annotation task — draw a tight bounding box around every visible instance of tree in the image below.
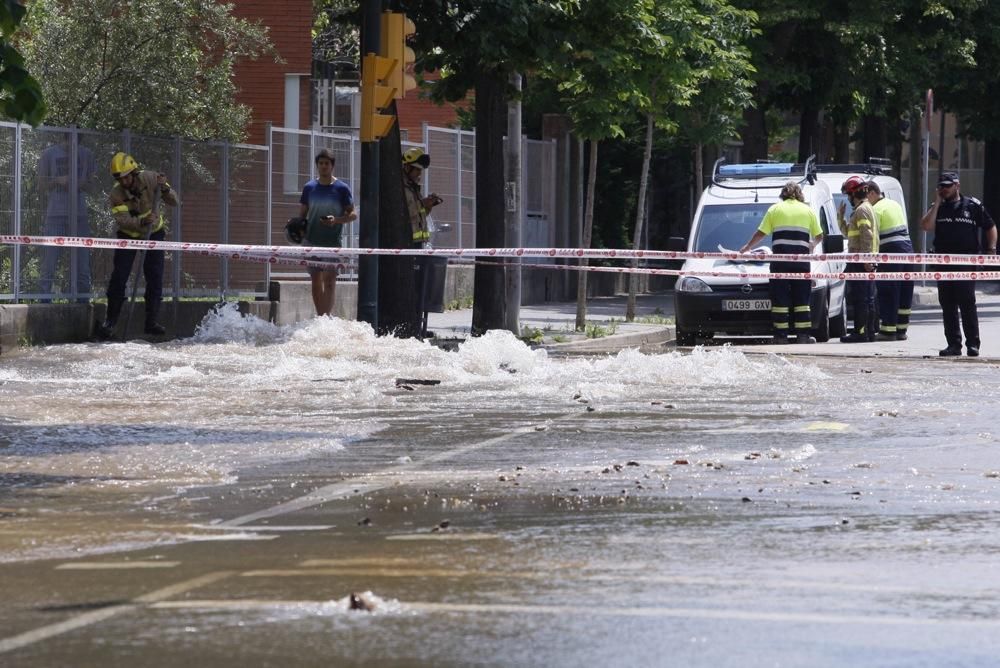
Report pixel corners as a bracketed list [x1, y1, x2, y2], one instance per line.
[625, 0, 756, 321]
[0, 0, 45, 125]
[20, 0, 275, 142]
[404, 0, 577, 336]
[936, 1, 1000, 219]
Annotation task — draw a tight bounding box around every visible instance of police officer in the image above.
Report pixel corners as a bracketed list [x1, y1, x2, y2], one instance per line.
[837, 176, 878, 343]
[919, 171, 997, 356]
[867, 181, 914, 341]
[739, 181, 824, 344]
[96, 152, 179, 339]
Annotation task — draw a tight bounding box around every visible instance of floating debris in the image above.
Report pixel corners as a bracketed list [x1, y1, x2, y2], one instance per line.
[349, 593, 376, 611]
[395, 378, 442, 386]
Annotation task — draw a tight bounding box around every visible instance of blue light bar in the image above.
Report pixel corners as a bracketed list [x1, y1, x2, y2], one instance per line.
[718, 163, 795, 177]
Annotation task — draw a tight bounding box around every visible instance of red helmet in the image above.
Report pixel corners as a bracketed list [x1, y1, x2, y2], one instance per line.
[841, 175, 868, 197]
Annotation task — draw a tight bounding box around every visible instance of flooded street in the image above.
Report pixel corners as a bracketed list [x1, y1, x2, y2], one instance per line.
[2, 305, 1000, 666]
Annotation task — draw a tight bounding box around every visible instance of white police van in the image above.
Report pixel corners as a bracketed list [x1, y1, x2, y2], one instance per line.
[815, 159, 907, 219]
[670, 158, 847, 346]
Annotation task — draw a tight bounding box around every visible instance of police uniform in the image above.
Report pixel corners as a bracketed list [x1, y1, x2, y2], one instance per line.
[931, 193, 995, 352]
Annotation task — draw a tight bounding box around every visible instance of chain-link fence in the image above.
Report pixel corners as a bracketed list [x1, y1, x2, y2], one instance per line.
[2, 121, 558, 302]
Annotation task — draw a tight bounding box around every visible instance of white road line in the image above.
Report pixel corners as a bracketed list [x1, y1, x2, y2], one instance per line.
[191, 524, 334, 532]
[236, 566, 999, 598]
[219, 416, 574, 527]
[147, 598, 1000, 628]
[55, 561, 180, 570]
[0, 571, 232, 655]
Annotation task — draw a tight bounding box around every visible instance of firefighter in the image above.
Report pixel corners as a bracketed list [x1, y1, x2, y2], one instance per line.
[866, 181, 914, 340]
[401, 147, 442, 249]
[95, 152, 179, 339]
[837, 176, 879, 342]
[739, 181, 824, 344]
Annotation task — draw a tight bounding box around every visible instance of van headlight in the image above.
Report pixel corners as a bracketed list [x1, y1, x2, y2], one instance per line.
[677, 277, 712, 293]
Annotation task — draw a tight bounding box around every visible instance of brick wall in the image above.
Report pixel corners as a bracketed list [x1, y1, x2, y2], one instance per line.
[231, 0, 313, 144]
[396, 72, 467, 139]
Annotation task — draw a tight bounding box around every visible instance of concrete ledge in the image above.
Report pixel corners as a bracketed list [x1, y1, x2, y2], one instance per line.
[540, 326, 673, 354]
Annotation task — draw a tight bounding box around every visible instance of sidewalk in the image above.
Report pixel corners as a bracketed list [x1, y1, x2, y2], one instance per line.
[427, 293, 676, 353]
[428, 288, 1000, 359]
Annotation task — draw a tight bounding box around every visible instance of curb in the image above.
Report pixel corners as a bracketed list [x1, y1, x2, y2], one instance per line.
[540, 326, 673, 353]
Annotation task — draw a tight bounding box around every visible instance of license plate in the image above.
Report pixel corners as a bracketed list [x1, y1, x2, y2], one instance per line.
[721, 299, 771, 311]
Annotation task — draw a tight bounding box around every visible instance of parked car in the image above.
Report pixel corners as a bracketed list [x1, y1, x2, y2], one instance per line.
[670, 158, 847, 346]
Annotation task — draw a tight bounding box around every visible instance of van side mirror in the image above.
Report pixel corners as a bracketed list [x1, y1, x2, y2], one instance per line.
[667, 237, 687, 252]
[825, 235, 844, 253]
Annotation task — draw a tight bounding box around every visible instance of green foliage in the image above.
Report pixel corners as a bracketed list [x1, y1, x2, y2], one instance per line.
[20, 0, 277, 142]
[519, 326, 545, 344]
[313, 0, 359, 64]
[0, 0, 46, 125]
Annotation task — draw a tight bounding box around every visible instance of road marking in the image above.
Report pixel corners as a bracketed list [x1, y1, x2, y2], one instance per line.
[147, 599, 1000, 628]
[191, 524, 334, 532]
[236, 566, 999, 598]
[219, 416, 574, 527]
[0, 571, 232, 655]
[55, 561, 180, 570]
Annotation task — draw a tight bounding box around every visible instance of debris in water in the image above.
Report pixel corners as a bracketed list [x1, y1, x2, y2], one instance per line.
[349, 593, 376, 611]
[875, 409, 899, 417]
[745, 452, 762, 460]
[741, 497, 752, 503]
[626, 461, 640, 467]
[986, 471, 1000, 478]
[585, 406, 596, 412]
[358, 517, 372, 527]
[395, 378, 441, 386]
[673, 459, 689, 466]
[431, 520, 451, 532]
[613, 464, 623, 472]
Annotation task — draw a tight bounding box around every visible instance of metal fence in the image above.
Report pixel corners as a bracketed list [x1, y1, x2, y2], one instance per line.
[2, 121, 557, 302]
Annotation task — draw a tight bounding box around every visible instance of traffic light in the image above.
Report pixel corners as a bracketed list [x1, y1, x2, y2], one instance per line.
[381, 12, 417, 99]
[360, 53, 396, 142]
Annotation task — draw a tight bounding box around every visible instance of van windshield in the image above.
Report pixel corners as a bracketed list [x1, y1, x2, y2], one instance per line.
[692, 203, 772, 252]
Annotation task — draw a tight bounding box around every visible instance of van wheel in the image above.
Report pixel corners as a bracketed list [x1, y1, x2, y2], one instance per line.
[676, 329, 697, 347]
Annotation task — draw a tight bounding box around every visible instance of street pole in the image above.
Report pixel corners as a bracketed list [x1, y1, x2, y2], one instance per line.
[357, 0, 382, 330]
[504, 72, 522, 335]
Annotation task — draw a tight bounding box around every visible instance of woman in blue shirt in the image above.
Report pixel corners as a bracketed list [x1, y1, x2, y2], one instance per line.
[299, 148, 356, 316]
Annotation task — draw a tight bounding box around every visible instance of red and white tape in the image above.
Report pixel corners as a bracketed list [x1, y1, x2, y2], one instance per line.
[3, 235, 999, 281]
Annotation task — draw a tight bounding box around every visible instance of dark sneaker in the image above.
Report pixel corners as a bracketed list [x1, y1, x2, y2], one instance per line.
[967, 347, 980, 357]
[144, 323, 167, 336]
[895, 331, 908, 341]
[839, 333, 868, 343]
[795, 334, 816, 344]
[939, 346, 962, 357]
[875, 332, 896, 342]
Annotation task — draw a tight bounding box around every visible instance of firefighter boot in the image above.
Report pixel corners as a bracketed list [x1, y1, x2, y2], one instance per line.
[95, 297, 125, 340]
[144, 298, 166, 336]
[840, 300, 870, 343]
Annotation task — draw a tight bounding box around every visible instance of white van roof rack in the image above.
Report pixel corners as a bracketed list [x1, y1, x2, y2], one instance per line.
[711, 155, 816, 189]
[815, 157, 893, 176]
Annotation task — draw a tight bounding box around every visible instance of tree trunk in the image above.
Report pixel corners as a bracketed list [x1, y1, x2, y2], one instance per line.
[833, 122, 850, 163]
[471, 71, 508, 336]
[626, 113, 654, 321]
[376, 100, 419, 337]
[798, 105, 820, 162]
[983, 139, 1000, 231]
[694, 142, 704, 197]
[862, 115, 888, 161]
[575, 139, 598, 330]
[740, 103, 768, 162]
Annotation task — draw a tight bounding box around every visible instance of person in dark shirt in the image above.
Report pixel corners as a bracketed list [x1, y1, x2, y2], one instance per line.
[919, 171, 997, 357]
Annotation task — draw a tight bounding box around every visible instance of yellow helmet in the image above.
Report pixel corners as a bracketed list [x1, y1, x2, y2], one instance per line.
[110, 152, 139, 178]
[402, 147, 430, 168]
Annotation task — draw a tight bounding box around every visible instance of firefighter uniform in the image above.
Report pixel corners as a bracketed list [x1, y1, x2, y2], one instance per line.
[873, 196, 914, 338]
[758, 197, 823, 339]
[838, 198, 879, 340]
[98, 153, 178, 338]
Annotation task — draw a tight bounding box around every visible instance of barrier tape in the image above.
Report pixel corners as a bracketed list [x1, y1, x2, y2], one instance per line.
[4, 235, 1000, 281]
